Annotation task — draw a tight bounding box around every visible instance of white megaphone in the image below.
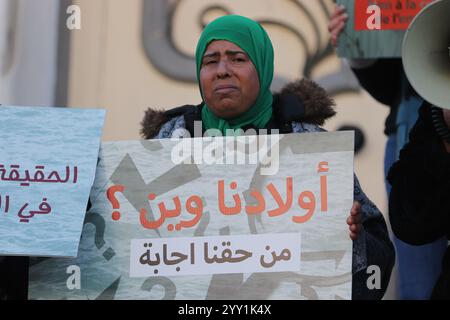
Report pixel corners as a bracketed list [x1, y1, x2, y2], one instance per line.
[402, 0, 450, 110]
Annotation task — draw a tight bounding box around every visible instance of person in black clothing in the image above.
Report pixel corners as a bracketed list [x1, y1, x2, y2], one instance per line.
[388, 103, 450, 299]
[0, 256, 29, 300]
[328, 4, 447, 299]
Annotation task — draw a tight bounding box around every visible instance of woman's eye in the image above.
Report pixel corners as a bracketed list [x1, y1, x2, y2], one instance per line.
[204, 60, 217, 65]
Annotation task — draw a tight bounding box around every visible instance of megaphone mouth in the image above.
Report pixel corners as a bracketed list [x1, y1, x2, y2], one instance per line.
[402, 0, 450, 110]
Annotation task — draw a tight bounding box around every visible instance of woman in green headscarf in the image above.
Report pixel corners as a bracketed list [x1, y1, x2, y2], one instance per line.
[195, 14, 274, 135]
[142, 14, 395, 300]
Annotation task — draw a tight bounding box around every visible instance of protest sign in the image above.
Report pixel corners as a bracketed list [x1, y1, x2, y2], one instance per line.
[29, 131, 354, 299]
[0, 106, 105, 257]
[337, 0, 434, 58]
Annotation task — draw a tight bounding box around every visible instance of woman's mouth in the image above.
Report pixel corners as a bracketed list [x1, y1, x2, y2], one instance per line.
[214, 85, 239, 93]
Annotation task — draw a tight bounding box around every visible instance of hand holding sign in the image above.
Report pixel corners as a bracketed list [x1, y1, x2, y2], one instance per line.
[328, 5, 348, 49]
[347, 201, 362, 241]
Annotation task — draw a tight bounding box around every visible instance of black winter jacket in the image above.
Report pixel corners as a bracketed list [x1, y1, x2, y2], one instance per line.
[388, 103, 450, 299]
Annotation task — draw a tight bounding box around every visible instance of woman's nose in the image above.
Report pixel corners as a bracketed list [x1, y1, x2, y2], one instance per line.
[216, 59, 231, 78]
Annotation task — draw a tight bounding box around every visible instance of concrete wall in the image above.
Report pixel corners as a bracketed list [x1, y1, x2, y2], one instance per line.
[0, 0, 60, 107]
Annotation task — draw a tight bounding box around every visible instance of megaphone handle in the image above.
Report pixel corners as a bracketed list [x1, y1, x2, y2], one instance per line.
[431, 106, 450, 144]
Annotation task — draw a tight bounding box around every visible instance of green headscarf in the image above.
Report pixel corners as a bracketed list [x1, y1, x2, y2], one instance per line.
[195, 15, 274, 135]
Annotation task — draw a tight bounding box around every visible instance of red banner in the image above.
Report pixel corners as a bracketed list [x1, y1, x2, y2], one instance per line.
[354, 0, 434, 30]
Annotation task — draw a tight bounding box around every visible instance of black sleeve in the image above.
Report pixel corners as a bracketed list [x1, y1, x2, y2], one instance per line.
[0, 256, 29, 300]
[353, 215, 396, 300]
[388, 103, 450, 245]
[351, 176, 395, 300]
[351, 59, 403, 107]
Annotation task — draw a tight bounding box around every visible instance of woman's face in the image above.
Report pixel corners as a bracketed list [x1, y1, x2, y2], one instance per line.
[199, 40, 260, 119]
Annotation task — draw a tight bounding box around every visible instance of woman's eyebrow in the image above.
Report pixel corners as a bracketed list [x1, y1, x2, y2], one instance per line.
[202, 52, 219, 59]
[225, 50, 247, 56]
[203, 50, 247, 59]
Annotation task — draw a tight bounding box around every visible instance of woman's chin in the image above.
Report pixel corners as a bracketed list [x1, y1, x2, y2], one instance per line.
[212, 107, 244, 119]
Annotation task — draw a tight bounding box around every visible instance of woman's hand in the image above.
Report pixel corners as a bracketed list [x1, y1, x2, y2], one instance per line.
[347, 201, 362, 241]
[328, 5, 348, 48]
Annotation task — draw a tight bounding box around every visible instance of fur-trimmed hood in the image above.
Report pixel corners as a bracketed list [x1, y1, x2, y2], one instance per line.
[141, 78, 336, 139]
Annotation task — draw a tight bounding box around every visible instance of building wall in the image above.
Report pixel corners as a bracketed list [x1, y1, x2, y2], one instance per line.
[0, 0, 60, 107]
